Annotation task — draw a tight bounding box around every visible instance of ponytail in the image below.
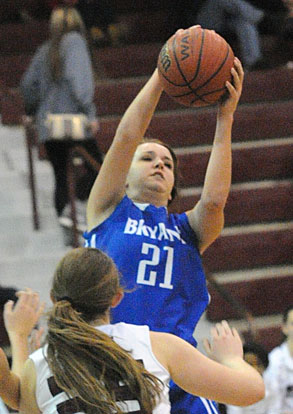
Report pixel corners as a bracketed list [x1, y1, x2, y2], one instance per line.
[46, 300, 162, 414]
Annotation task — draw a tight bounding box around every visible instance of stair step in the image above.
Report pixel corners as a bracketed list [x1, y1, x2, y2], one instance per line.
[243, 324, 283, 353]
[7, 98, 276, 145]
[175, 179, 293, 225]
[0, 6, 171, 56]
[94, 67, 293, 115]
[3, 97, 293, 148]
[202, 222, 293, 272]
[2, 39, 292, 89]
[206, 266, 293, 320]
[0, 22, 48, 56]
[222, 314, 283, 352]
[96, 101, 293, 152]
[174, 137, 293, 187]
[2, 64, 292, 125]
[118, 10, 173, 44]
[0, 43, 162, 88]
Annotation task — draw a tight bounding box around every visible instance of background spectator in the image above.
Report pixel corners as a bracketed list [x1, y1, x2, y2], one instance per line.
[195, 0, 266, 70]
[20, 6, 103, 245]
[266, 305, 293, 414]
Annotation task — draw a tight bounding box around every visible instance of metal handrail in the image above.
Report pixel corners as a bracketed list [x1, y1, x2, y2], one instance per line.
[67, 145, 102, 247]
[205, 270, 257, 341]
[23, 117, 40, 230]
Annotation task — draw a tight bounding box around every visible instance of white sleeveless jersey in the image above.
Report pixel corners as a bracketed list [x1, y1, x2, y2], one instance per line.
[29, 323, 171, 414]
[266, 342, 293, 413]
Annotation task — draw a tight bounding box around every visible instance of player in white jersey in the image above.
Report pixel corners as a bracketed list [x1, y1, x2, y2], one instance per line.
[0, 248, 264, 414]
[265, 305, 293, 414]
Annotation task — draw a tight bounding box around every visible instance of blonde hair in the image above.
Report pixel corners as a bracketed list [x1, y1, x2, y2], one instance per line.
[47, 248, 162, 414]
[48, 7, 88, 81]
[49, 6, 86, 37]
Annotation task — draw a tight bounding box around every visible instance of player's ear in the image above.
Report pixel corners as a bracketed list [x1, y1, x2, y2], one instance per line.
[282, 323, 288, 337]
[111, 289, 124, 308]
[50, 290, 56, 304]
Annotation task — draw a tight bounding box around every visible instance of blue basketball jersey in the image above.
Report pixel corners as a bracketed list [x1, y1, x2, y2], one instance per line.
[84, 195, 217, 414]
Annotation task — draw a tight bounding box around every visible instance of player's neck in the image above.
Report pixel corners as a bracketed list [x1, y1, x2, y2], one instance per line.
[286, 338, 293, 357]
[91, 312, 110, 327]
[127, 189, 168, 208]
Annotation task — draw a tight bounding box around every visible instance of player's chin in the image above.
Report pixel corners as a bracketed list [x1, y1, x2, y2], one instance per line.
[149, 182, 171, 197]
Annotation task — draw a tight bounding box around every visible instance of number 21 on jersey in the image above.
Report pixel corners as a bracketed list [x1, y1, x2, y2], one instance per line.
[136, 243, 174, 289]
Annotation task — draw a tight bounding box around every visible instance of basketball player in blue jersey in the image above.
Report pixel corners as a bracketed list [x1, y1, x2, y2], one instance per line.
[84, 53, 244, 414]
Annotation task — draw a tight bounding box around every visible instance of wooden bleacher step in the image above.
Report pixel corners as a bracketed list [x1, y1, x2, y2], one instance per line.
[207, 265, 293, 321]
[97, 101, 293, 152]
[0, 22, 48, 56]
[177, 179, 293, 225]
[219, 314, 284, 351]
[174, 137, 293, 187]
[1, 43, 292, 90]
[94, 67, 293, 116]
[202, 221, 293, 272]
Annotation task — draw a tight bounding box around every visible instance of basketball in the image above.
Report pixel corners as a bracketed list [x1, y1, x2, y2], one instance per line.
[157, 26, 235, 107]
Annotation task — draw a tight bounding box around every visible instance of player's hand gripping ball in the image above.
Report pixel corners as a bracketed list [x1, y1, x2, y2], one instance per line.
[157, 25, 235, 107]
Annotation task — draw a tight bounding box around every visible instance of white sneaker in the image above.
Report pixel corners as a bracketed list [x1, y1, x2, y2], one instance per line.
[59, 201, 87, 230]
[58, 216, 86, 233]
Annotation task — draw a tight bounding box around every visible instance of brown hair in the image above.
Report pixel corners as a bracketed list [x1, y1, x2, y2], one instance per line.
[48, 7, 88, 81]
[283, 305, 293, 323]
[47, 247, 162, 414]
[139, 138, 179, 204]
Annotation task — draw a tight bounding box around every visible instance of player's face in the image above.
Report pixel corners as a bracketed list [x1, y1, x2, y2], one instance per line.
[283, 309, 293, 341]
[126, 142, 175, 202]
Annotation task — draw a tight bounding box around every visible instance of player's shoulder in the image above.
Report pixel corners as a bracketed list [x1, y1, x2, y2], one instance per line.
[268, 343, 286, 361]
[109, 322, 150, 340]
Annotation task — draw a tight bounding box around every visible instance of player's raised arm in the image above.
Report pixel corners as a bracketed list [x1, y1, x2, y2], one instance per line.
[4, 288, 44, 377]
[186, 58, 244, 253]
[151, 320, 265, 406]
[87, 69, 163, 231]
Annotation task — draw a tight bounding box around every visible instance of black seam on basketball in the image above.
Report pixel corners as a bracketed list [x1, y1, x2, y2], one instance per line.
[170, 43, 231, 101]
[172, 30, 204, 92]
[172, 29, 204, 102]
[190, 86, 227, 105]
[193, 43, 231, 93]
[172, 85, 227, 99]
[173, 34, 193, 89]
[157, 40, 188, 87]
[158, 29, 205, 88]
[158, 29, 204, 90]
[187, 28, 205, 84]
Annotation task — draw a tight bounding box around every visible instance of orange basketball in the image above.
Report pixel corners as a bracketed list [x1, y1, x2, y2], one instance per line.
[157, 26, 235, 107]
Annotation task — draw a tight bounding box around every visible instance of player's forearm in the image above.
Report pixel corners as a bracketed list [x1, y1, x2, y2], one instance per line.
[0, 371, 20, 410]
[114, 69, 163, 146]
[201, 114, 233, 207]
[8, 333, 30, 378]
[219, 360, 265, 406]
